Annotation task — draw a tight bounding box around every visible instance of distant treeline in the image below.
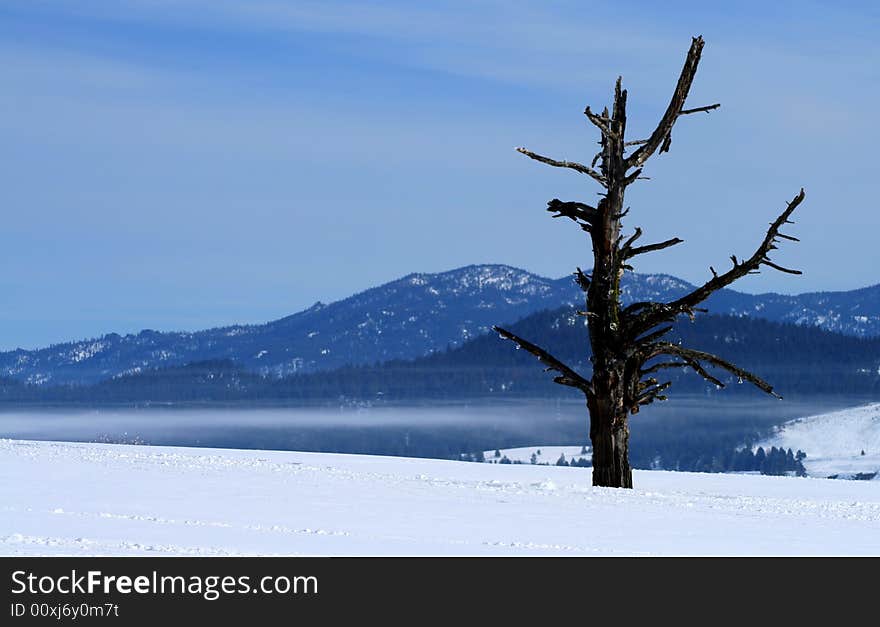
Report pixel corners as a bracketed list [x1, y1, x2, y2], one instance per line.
[2, 311, 880, 405]
[484, 445, 807, 477]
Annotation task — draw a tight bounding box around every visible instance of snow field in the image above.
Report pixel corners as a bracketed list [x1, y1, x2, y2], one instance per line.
[2, 438, 879, 556]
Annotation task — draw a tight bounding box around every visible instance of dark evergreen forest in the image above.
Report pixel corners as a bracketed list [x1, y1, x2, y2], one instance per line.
[2, 311, 879, 404]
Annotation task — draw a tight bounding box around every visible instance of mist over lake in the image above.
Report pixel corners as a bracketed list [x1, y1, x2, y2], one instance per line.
[0, 395, 866, 466]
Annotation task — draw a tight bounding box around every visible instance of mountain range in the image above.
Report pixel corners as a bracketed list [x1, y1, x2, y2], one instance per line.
[3, 264, 880, 386]
[5, 308, 878, 404]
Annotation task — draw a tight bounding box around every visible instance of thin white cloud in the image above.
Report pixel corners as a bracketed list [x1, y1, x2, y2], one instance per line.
[15, 0, 878, 133]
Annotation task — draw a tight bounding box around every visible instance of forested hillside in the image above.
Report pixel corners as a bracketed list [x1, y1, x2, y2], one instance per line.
[3, 311, 878, 405]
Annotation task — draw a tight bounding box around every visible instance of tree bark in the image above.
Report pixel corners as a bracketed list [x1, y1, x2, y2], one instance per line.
[587, 368, 633, 488]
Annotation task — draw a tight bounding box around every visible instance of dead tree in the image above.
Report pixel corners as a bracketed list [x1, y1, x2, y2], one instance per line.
[494, 36, 805, 488]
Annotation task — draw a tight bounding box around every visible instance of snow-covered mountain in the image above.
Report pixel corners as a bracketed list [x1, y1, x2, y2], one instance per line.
[701, 283, 880, 338]
[1, 263, 879, 386]
[0, 265, 687, 385]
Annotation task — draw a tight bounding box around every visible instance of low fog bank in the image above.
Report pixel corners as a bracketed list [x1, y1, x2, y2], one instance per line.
[0, 396, 864, 466]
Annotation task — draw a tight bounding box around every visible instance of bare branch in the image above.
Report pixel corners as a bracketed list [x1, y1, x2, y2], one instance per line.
[636, 381, 672, 406]
[632, 325, 674, 349]
[516, 147, 607, 187]
[624, 237, 684, 259]
[574, 267, 591, 292]
[626, 36, 708, 169]
[622, 168, 646, 186]
[546, 199, 599, 232]
[761, 259, 802, 275]
[646, 342, 780, 398]
[642, 353, 724, 388]
[620, 227, 643, 251]
[631, 189, 805, 333]
[493, 326, 593, 394]
[612, 76, 628, 132]
[639, 361, 688, 376]
[583, 106, 616, 138]
[680, 103, 721, 115]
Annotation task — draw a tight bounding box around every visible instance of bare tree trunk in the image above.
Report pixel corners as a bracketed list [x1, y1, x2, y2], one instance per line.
[582, 77, 630, 487]
[587, 371, 632, 488]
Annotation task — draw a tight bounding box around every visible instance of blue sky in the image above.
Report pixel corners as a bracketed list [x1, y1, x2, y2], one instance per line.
[1, 1, 878, 350]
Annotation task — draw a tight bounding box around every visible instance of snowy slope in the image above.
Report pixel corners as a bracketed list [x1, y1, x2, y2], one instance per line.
[2, 439, 879, 556]
[760, 403, 880, 479]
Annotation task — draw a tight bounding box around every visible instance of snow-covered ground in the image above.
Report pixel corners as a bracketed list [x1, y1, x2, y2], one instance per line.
[759, 403, 880, 479]
[2, 438, 879, 556]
